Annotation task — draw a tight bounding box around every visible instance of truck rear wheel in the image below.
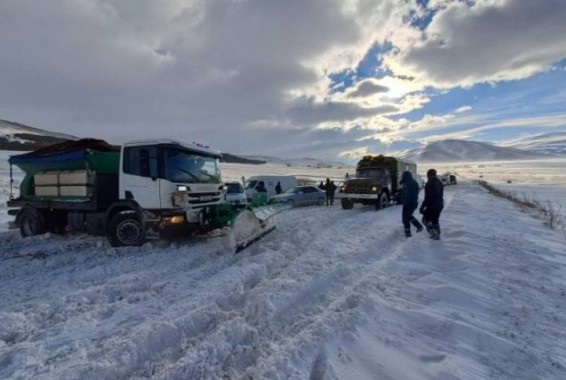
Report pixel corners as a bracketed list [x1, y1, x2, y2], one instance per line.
[108, 212, 145, 247]
[18, 207, 47, 237]
[341, 198, 354, 209]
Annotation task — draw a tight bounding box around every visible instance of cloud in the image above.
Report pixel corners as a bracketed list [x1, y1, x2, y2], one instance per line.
[455, 106, 472, 113]
[385, 0, 566, 88]
[346, 80, 389, 98]
[0, 0, 563, 161]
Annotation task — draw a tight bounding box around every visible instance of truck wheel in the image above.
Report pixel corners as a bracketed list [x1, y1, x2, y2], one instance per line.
[377, 192, 389, 210]
[108, 212, 145, 247]
[18, 207, 47, 237]
[341, 198, 354, 210]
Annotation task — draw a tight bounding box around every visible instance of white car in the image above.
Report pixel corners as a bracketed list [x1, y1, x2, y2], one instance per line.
[225, 182, 248, 205]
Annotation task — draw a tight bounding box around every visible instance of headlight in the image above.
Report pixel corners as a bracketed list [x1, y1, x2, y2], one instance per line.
[177, 185, 189, 192]
[371, 186, 378, 192]
[161, 215, 185, 226]
[340, 186, 346, 191]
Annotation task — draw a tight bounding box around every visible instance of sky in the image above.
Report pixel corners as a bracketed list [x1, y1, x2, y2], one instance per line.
[2, 158, 566, 379]
[1, 0, 566, 161]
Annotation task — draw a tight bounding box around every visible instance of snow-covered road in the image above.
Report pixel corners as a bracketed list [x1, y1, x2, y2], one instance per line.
[1, 181, 565, 379]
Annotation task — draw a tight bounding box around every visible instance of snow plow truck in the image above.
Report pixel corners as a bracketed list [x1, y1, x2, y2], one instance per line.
[339, 155, 417, 210]
[7, 138, 278, 251]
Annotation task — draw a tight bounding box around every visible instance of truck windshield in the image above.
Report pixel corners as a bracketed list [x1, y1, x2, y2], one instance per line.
[164, 148, 221, 184]
[356, 168, 389, 183]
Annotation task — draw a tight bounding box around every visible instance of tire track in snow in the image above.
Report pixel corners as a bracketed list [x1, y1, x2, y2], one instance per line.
[148, 205, 416, 379]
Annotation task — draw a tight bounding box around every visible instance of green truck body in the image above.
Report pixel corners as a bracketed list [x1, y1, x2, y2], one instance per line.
[339, 155, 417, 209]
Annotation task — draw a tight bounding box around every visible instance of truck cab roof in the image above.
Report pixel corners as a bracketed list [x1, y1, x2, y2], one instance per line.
[123, 139, 222, 158]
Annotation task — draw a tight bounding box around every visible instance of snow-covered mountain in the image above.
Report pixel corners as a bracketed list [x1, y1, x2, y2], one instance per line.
[0, 119, 77, 150]
[501, 131, 566, 156]
[400, 139, 543, 162]
[241, 155, 351, 168]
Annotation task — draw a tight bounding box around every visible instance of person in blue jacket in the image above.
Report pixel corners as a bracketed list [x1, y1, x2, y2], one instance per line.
[420, 168, 444, 240]
[400, 171, 423, 237]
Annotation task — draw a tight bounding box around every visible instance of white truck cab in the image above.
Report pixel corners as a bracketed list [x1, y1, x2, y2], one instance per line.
[120, 139, 225, 224]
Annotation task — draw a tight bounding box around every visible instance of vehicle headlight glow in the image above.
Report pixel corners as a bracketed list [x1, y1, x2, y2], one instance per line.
[177, 185, 188, 192]
[371, 186, 378, 192]
[161, 215, 185, 226]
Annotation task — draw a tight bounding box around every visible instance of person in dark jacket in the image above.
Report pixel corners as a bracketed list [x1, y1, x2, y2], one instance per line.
[324, 178, 336, 206]
[275, 181, 282, 194]
[400, 171, 423, 237]
[420, 168, 444, 240]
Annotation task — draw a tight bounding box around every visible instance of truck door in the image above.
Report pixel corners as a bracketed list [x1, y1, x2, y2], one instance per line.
[122, 146, 161, 209]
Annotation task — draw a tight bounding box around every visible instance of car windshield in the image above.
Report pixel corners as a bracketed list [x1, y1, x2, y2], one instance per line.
[164, 148, 221, 184]
[356, 168, 388, 183]
[245, 180, 257, 189]
[283, 187, 299, 194]
[226, 183, 243, 193]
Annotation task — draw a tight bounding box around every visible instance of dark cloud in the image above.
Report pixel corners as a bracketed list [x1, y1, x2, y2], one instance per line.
[0, 0, 365, 155]
[286, 96, 399, 125]
[347, 80, 390, 98]
[398, 0, 566, 86]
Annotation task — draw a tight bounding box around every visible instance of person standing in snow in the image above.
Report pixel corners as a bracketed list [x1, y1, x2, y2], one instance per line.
[324, 178, 333, 206]
[324, 178, 336, 206]
[275, 181, 282, 195]
[420, 168, 444, 240]
[400, 171, 423, 237]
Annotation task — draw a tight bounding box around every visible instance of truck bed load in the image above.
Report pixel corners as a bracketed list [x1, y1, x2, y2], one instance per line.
[9, 139, 120, 205]
[9, 138, 120, 175]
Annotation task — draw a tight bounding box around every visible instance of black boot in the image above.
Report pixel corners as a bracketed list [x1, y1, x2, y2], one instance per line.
[411, 217, 423, 232]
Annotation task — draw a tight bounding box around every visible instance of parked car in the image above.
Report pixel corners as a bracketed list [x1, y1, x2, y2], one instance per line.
[225, 181, 247, 205]
[270, 185, 325, 206]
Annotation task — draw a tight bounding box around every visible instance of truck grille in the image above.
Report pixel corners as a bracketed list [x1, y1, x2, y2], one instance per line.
[187, 192, 222, 205]
[344, 183, 374, 194]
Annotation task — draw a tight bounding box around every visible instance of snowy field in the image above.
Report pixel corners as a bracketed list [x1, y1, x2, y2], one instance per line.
[1, 153, 566, 379]
[427, 158, 566, 211]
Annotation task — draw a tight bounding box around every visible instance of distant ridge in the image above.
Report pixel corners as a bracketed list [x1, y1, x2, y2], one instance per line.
[399, 139, 545, 162]
[241, 155, 351, 169]
[0, 119, 77, 151]
[501, 132, 566, 156]
[0, 118, 266, 164]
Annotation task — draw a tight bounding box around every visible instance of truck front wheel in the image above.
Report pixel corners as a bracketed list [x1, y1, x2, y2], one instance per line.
[341, 198, 354, 209]
[18, 207, 47, 237]
[108, 212, 145, 247]
[377, 192, 389, 210]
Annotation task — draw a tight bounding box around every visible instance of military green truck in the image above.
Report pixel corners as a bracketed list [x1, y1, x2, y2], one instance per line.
[338, 155, 417, 210]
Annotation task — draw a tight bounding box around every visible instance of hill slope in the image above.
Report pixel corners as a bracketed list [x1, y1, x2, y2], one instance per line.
[0, 119, 77, 151]
[502, 131, 566, 156]
[400, 139, 542, 162]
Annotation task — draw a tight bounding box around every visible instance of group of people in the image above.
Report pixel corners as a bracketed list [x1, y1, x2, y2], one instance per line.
[318, 178, 337, 206]
[257, 171, 443, 239]
[400, 168, 444, 240]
